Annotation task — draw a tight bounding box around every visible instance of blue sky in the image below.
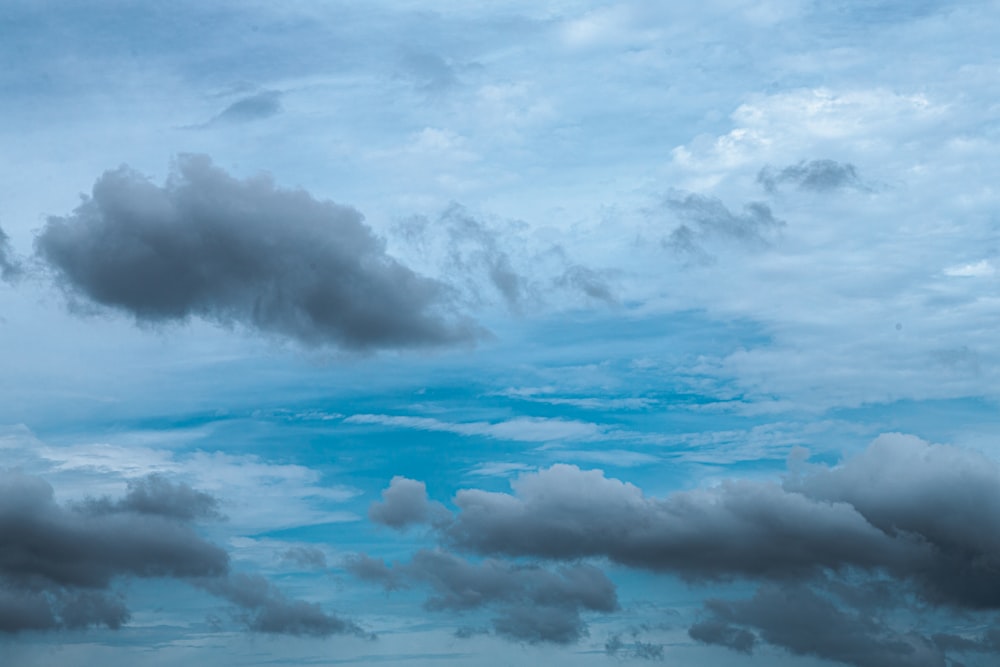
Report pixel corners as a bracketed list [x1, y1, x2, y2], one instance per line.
[3, 1, 1000, 665]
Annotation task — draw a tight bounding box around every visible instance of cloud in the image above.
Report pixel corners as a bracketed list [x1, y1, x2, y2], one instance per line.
[345, 549, 617, 644]
[0, 471, 361, 637]
[555, 265, 617, 305]
[345, 413, 608, 443]
[81, 473, 222, 520]
[280, 546, 328, 571]
[605, 632, 666, 660]
[0, 470, 226, 632]
[438, 463, 904, 577]
[0, 225, 22, 282]
[691, 583, 947, 667]
[368, 435, 1000, 661]
[35, 155, 479, 350]
[197, 572, 369, 638]
[757, 159, 864, 193]
[368, 476, 448, 529]
[210, 90, 282, 125]
[665, 194, 784, 258]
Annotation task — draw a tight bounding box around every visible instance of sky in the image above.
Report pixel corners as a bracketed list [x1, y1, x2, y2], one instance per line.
[2, 1, 1000, 665]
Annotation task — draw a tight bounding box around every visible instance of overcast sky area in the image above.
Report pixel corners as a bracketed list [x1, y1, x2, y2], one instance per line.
[3, 1, 1000, 665]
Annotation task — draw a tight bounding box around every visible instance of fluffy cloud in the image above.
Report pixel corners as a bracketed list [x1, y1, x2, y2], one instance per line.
[35, 155, 479, 350]
[665, 193, 784, 260]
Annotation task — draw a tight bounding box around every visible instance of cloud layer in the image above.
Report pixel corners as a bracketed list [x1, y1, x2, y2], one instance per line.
[35, 155, 478, 349]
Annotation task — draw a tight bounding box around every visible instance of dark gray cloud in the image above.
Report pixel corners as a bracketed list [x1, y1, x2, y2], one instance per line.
[35, 155, 479, 349]
[0, 471, 226, 632]
[370, 435, 1000, 662]
[197, 572, 369, 638]
[757, 159, 863, 193]
[665, 194, 783, 258]
[211, 90, 282, 124]
[0, 225, 22, 282]
[691, 584, 947, 667]
[0, 471, 361, 637]
[345, 549, 617, 644]
[81, 474, 222, 520]
[441, 464, 907, 579]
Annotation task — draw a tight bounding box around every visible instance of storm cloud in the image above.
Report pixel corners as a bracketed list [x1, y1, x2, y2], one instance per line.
[35, 155, 478, 349]
[345, 549, 617, 644]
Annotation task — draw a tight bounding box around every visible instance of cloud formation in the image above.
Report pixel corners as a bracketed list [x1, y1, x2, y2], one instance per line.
[35, 155, 478, 349]
[197, 572, 367, 638]
[757, 159, 864, 193]
[665, 194, 784, 259]
[211, 90, 282, 125]
[345, 549, 616, 644]
[369, 435, 1000, 663]
[0, 471, 360, 637]
[0, 471, 226, 632]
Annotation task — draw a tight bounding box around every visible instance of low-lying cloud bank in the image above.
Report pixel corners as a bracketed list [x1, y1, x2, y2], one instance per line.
[35, 155, 479, 350]
[359, 434, 1000, 665]
[0, 471, 363, 637]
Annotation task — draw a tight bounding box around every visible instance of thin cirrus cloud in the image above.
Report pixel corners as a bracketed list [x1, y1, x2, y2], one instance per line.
[362, 434, 1000, 665]
[0, 471, 362, 637]
[34, 155, 481, 350]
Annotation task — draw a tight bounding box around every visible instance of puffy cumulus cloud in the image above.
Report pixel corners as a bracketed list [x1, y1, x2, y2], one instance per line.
[35, 155, 479, 350]
[757, 159, 864, 193]
[369, 435, 1000, 663]
[345, 549, 616, 644]
[786, 433, 1000, 609]
[368, 476, 447, 529]
[0, 471, 361, 637]
[443, 464, 904, 578]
